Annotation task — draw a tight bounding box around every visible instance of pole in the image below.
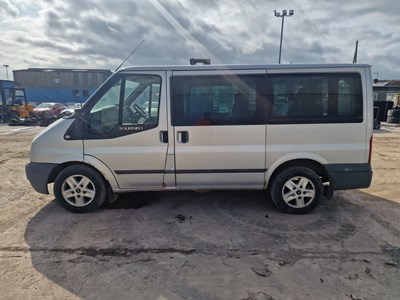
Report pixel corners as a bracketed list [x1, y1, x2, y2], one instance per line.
[278, 16, 285, 64]
[3, 65, 9, 80]
[274, 10, 294, 64]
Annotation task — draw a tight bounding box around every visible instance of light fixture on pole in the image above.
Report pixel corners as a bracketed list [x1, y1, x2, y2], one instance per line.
[274, 9, 294, 64]
[3, 64, 9, 80]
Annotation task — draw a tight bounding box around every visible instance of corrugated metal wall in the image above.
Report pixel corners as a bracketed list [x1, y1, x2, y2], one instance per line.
[12, 69, 112, 103]
[13, 69, 111, 89]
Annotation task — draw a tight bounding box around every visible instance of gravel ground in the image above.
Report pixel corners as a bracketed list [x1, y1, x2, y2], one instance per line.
[0, 123, 399, 300]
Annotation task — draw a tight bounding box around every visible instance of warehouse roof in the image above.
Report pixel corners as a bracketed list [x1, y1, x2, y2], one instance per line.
[14, 68, 112, 73]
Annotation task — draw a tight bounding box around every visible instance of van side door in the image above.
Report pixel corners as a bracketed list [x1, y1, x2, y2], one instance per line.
[82, 71, 170, 189]
[170, 70, 267, 189]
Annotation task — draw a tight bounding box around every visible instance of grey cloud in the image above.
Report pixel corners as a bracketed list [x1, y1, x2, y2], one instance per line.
[2, 0, 400, 80]
[16, 36, 72, 53]
[0, 0, 18, 17]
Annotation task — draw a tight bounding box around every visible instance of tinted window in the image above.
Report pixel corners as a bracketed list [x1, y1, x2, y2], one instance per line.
[87, 74, 161, 137]
[171, 75, 269, 126]
[269, 73, 363, 123]
[4, 88, 13, 105]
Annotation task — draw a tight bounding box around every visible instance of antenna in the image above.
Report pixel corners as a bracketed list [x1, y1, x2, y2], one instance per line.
[352, 40, 358, 64]
[115, 39, 146, 72]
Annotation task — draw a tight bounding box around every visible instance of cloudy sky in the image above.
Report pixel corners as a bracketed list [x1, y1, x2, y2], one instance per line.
[1, 0, 399, 80]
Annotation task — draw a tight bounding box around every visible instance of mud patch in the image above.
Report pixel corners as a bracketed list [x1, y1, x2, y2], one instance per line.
[382, 245, 400, 268]
[174, 214, 193, 223]
[242, 291, 275, 300]
[251, 265, 272, 278]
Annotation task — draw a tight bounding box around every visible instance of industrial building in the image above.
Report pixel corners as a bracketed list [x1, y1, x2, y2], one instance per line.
[373, 80, 400, 102]
[373, 80, 400, 121]
[13, 68, 112, 105]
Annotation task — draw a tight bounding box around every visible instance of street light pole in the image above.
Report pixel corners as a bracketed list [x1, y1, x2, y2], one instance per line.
[3, 64, 9, 80]
[274, 10, 294, 64]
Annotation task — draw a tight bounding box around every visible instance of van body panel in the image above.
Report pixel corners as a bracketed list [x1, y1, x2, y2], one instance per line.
[30, 118, 83, 164]
[173, 125, 267, 187]
[120, 64, 371, 73]
[363, 67, 374, 162]
[83, 155, 119, 190]
[171, 69, 267, 188]
[83, 70, 169, 189]
[84, 131, 168, 189]
[264, 67, 371, 191]
[265, 123, 367, 167]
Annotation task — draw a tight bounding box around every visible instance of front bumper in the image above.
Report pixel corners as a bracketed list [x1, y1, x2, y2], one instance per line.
[25, 162, 58, 194]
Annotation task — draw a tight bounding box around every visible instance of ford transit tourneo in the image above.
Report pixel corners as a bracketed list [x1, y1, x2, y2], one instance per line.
[26, 64, 373, 214]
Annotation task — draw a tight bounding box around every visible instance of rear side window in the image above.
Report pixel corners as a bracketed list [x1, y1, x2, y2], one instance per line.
[171, 75, 269, 126]
[269, 73, 363, 123]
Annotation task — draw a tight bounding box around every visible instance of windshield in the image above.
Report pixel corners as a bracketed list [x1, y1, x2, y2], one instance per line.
[36, 103, 55, 108]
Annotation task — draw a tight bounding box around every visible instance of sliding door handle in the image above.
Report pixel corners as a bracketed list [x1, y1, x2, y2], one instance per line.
[177, 131, 189, 143]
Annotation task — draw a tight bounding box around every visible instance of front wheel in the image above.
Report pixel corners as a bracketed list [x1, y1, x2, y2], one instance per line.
[54, 165, 107, 213]
[270, 167, 323, 214]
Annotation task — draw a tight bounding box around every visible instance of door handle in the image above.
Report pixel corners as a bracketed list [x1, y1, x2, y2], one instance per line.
[177, 131, 189, 143]
[160, 131, 168, 143]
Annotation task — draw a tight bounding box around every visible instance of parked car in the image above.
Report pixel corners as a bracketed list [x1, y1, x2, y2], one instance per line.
[60, 103, 82, 117]
[33, 102, 67, 118]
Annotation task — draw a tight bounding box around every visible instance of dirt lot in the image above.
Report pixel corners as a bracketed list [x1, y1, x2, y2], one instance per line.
[0, 124, 399, 300]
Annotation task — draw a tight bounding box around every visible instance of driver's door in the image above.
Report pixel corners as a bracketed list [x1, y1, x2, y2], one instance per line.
[83, 71, 170, 190]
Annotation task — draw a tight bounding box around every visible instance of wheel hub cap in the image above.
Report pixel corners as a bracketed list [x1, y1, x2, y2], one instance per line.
[282, 176, 316, 208]
[61, 175, 96, 207]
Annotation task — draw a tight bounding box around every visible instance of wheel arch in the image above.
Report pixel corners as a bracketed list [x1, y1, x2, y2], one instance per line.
[266, 158, 330, 189]
[48, 160, 119, 191]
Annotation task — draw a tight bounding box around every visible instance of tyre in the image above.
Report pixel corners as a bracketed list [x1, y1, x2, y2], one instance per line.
[270, 167, 323, 214]
[387, 116, 400, 124]
[54, 165, 107, 213]
[8, 111, 21, 123]
[388, 108, 400, 118]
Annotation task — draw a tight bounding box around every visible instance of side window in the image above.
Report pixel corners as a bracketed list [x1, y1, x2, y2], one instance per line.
[87, 74, 161, 137]
[171, 75, 269, 126]
[89, 78, 121, 133]
[4, 88, 13, 105]
[121, 79, 160, 126]
[269, 73, 363, 123]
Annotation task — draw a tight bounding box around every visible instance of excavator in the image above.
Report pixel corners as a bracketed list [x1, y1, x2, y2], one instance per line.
[0, 80, 38, 125]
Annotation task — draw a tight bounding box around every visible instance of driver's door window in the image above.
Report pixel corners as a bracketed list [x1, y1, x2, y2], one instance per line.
[87, 74, 161, 138]
[122, 82, 160, 125]
[89, 78, 121, 133]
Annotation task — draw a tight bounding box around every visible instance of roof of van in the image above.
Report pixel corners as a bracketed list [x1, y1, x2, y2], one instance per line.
[119, 63, 371, 72]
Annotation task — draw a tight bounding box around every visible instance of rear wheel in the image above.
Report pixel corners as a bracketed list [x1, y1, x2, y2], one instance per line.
[54, 165, 107, 213]
[387, 108, 400, 123]
[270, 167, 323, 214]
[8, 110, 21, 123]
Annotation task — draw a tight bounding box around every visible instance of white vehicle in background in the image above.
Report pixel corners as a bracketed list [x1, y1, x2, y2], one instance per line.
[60, 103, 83, 117]
[25, 63, 373, 214]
